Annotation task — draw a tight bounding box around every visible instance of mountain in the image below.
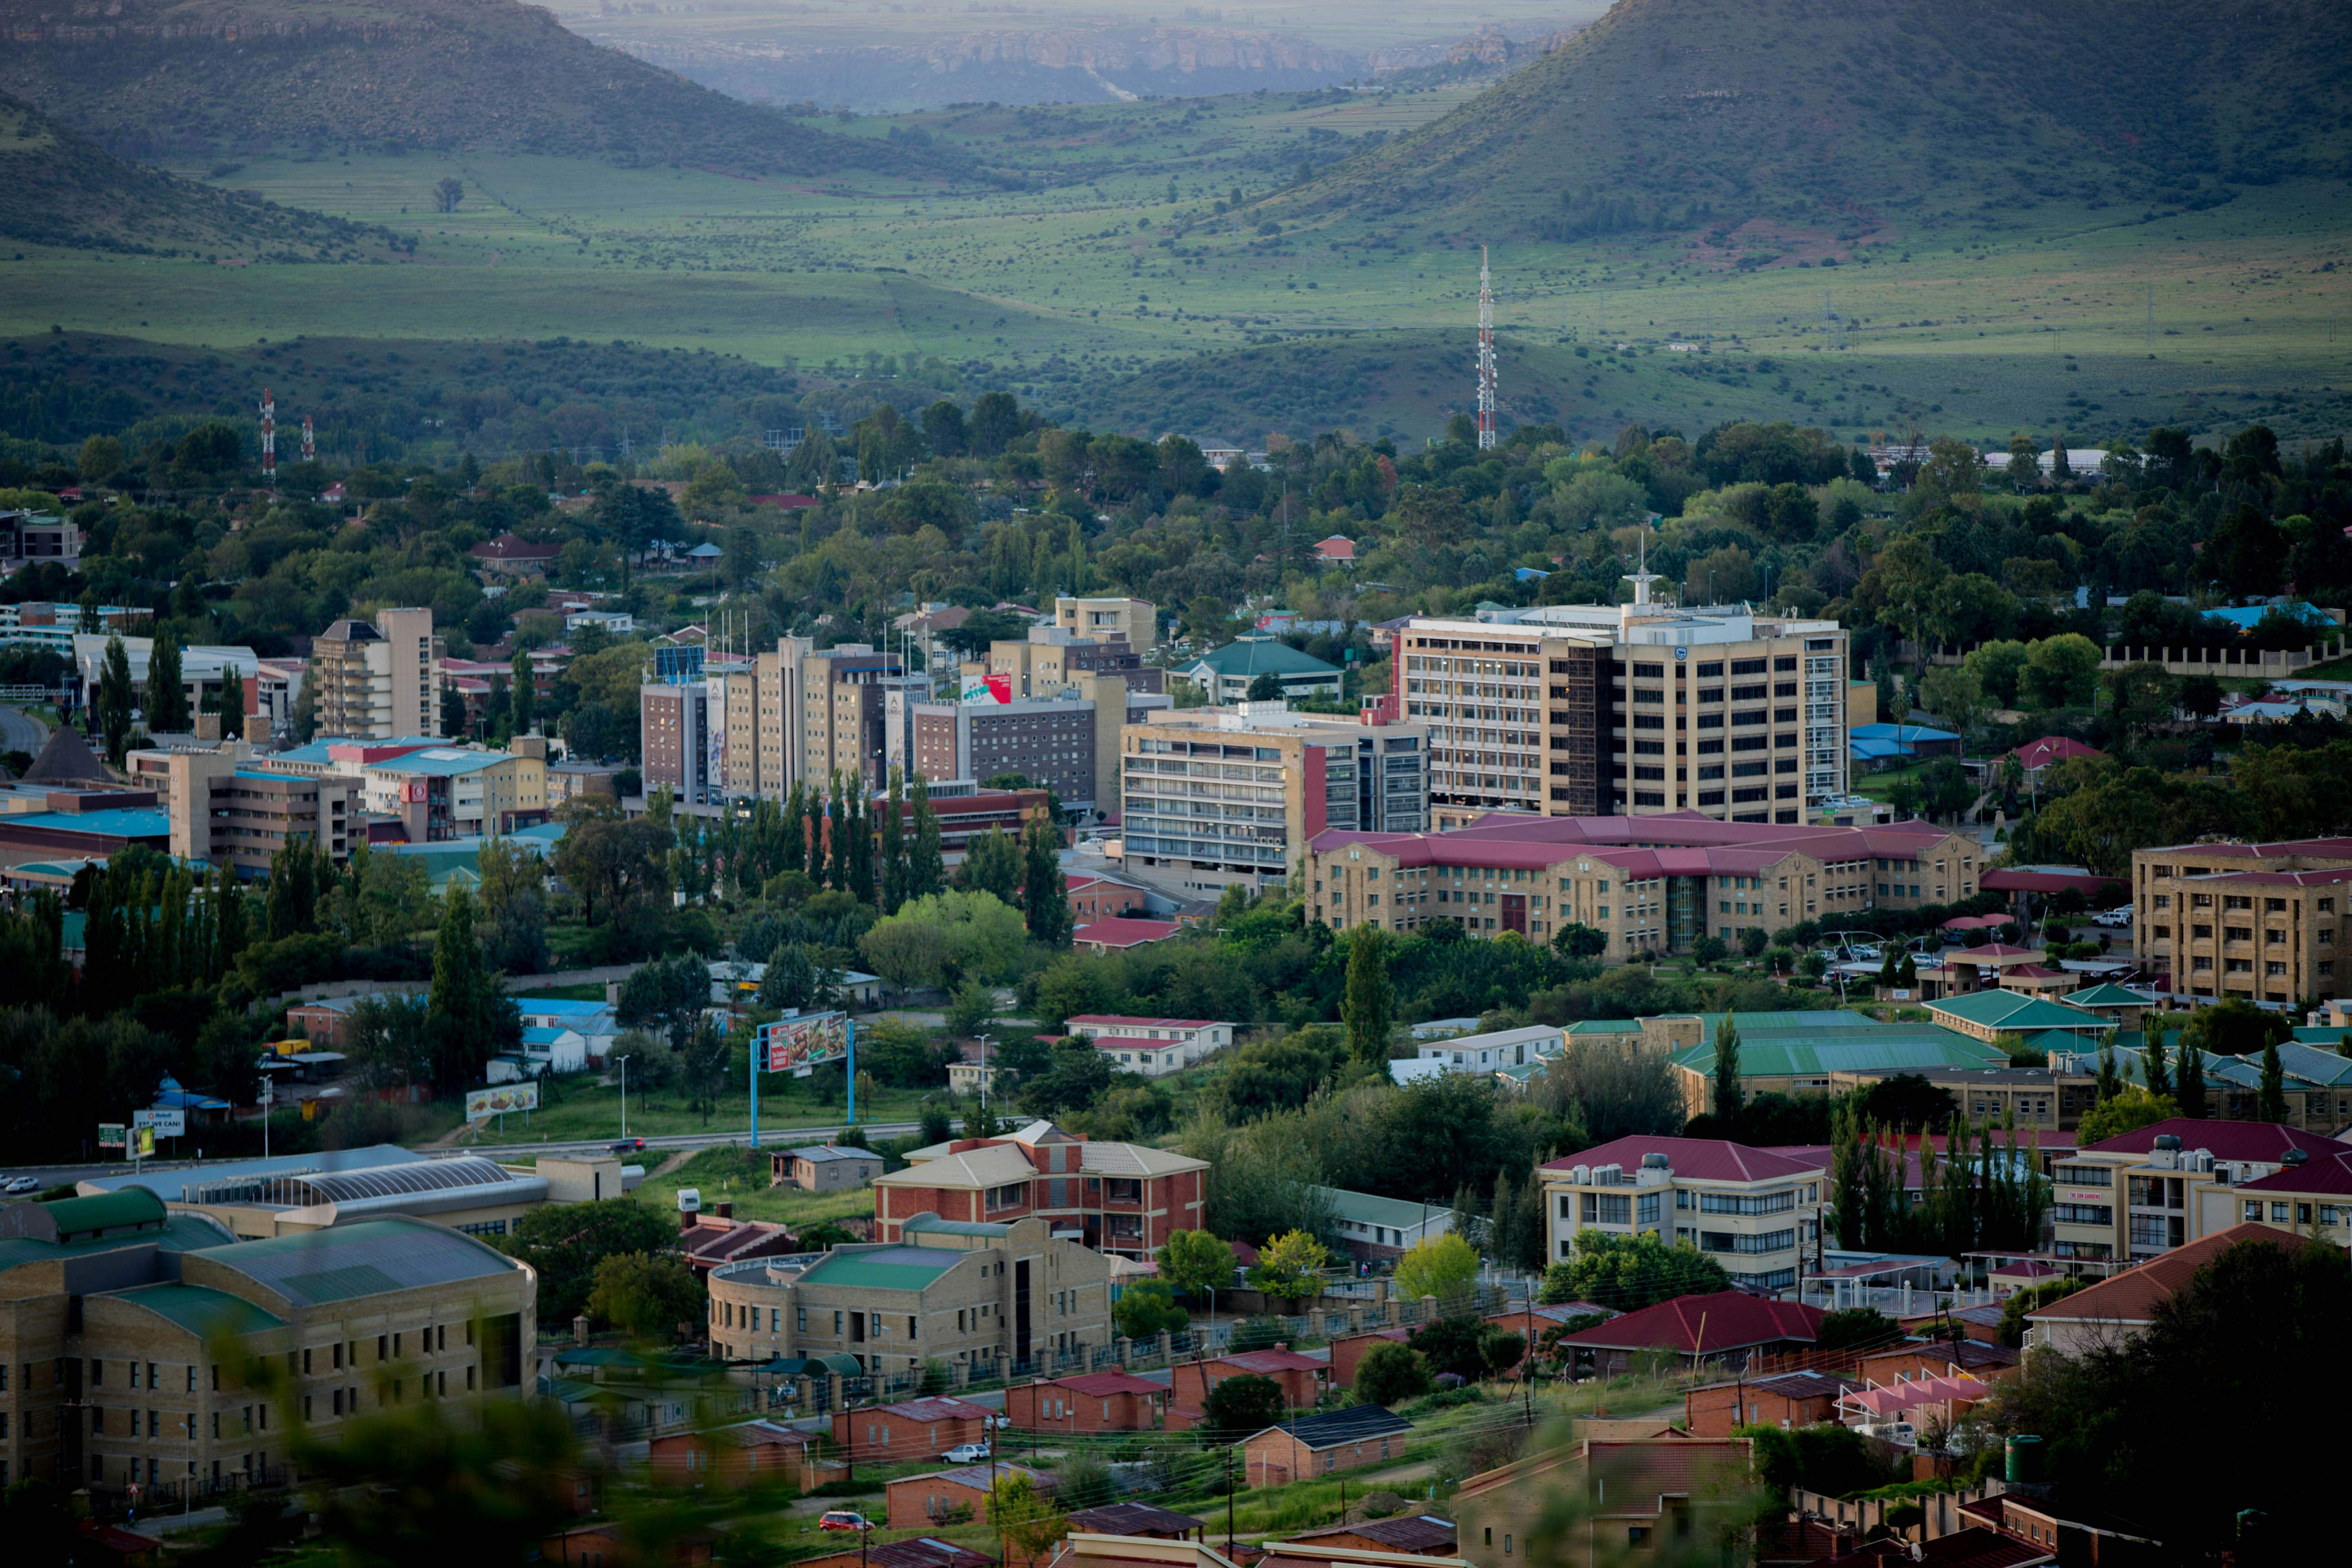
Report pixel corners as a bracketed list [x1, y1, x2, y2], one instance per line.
[1267, 0, 2352, 239]
[1, 0, 961, 180]
[0, 91, 397, 260]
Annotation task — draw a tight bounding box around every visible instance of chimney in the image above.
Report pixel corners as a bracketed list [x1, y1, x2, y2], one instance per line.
[193, 713, 221, 742]
[681, 1208, 699, 1231]
[717, 1201, 734, 1221]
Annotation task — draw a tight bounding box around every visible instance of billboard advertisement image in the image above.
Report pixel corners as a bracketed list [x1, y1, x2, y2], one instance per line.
[757, 1011, 851, 1077]
[466, 1083, 541, 1120]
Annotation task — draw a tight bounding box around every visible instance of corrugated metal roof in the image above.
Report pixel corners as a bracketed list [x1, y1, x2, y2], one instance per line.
[205, 1216, 522, 1305]
[109, 1282, 285, 1337]
[0, 1211, 233, 1276]
[797, 1245, 961, 1292]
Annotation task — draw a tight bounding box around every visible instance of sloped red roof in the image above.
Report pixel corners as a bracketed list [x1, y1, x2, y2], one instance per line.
[1557, 1290, 1824, 1355]
[2027, 1222, 2328, 1327]
[2010, 735, 2104, 770]
[2237, 1149, 2352, 1195]
[1045, 1370, 1169, 1398]
[1074, 917, 1181, 948]
[2077, 1117, 2343, 1160]
[873, 1396, 996, 1424]
[1313, 535, 1358, 560]
[1540, 1135, 1822, 1183]
[1067, 1014, 1219, 1028]
[1220, 1348, 1326, 1374]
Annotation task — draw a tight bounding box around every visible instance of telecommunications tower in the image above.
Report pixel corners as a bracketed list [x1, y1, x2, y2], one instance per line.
[301, 414, 315, 464]
[1476, 246, 1497, 449]
[259, 388, 276, 481]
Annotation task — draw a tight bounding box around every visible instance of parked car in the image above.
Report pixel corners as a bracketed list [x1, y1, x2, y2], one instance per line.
[819, 1512, 873, 1533]
[942, 1443, 990, 1463]
[2, 1176, 38, 1195]
[2092, 906, 2132, 927]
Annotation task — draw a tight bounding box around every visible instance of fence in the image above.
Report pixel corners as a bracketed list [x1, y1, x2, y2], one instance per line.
[2099, 640, 2344, 676]
[267, 962, 639, 1009]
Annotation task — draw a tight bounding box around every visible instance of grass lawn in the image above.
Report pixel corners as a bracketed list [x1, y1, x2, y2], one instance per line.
[455, 1072, 952, 1148]
[1850, 761, 1936, 801]
[630, 1145, 875, 1231]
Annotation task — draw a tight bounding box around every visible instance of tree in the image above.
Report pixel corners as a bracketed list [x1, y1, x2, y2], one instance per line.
[1155, 1228, 1234, 1303]
[433, 176, 464, 213]
[1343, 927, 1395, 1064]
[95, 632, 134, 762]
[1394, 1232, 1480, 1305]
[2074, 1086, 2179, 1147]
[2020, 634, 2103, 710]
[880, 767, 910, 914]
[1248, 1229, 1330, 1301]
[616, 953, 712, 1051]
[990, 1472, 1069, 1568]
[146, 625, 189, 732]
[1917, 664, 1984, 742]
[497, 1198, 679, 1325]
[1111, 1278, 1189, 1340]
[1352, 1342, 1431, 1407]
[1711, 1016, 1744, 1126]
[860, 911, 951, 1000]
[2258, 1040, 2286, 1123]
[908, 773, 945, 898]
[510, 645, 536, 736]
[960, 827, 1023, 906]
[1813, 1307, 1900, 1352]
[428, 887, 516, 1092]
[586, 1251, 701, 1339]
[1553, 922, 1608, 959]
[1199, 1372, 1289, 1441]
[1544, 1230, 1729, 1311]
[1245, 671, 1282, 702]
[1021, 817, 1073, 947]
[2176, 1042, 2208, 1120]
[678, 1016, 729, 1126]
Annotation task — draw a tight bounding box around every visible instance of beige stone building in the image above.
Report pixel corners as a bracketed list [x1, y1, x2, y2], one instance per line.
[2132, 836, 2352, 1004]
[1537, 1135, 1826, 1293]
[310, 607, 438, 741]
[1054, 597, 1156, 648]
[1390, 589, 1847, 827]
[161, 752, 362, 875]
[704, 1215, 1111, 1383]
[1305, 812, 1976, 954]
[1120, 703, 1427, 894]
[0, 1191, 533, 1498]
[2047, 1117, 2343, 1263]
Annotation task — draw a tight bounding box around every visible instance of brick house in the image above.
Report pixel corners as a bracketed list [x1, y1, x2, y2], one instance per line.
[887, 1461, 1055, 1528]
[1853, 1338, 2018, 1386]
[1168, 1348, 1327, 1425]
[1552, 1290, 1824, 1375]
[1004, 1370, 1169, 1432]
[1325, 1327, 1410, 1390]
[1239, 1405, 1413, 1488]
[796, 1540, 996, 1568]
[872, 1120, 1208, 1260]
[773, 1145, 884, 1191]
[831, 1395, 997, 1463]
[1275, 1517, 1459, 1557]
[1684, 1370, 1860, 1438]
[647, 1419, 822, 1489]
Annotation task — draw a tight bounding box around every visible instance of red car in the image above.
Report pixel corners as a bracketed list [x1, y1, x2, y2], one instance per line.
[818, 1512, 872, 1533]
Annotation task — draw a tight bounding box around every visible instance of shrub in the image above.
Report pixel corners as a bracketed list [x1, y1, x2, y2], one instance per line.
[1352, 1342, 1430, 1408]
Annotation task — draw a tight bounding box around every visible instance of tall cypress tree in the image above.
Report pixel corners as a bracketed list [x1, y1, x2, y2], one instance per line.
[1021, 817, 1071, 947]
[1712, 1016, 1744, 1126]
[2177, 1042, 2208, 1119]
[147, 625, 189, 732]
[780, 782, 806, 875]
[2258, 1041, 2287, 1123]
[908, 773, 944, 899]
[509, 646, 536, 736]
[96, 633, 136, 762]
[1342, 927, 1394, 1065]
[428, 887, 500, 1093]
[846, 780, 877, 907]
[824, 775, 848, 891]
[2145, 1034, 2173, 1099]
[879, 767, 908, 914]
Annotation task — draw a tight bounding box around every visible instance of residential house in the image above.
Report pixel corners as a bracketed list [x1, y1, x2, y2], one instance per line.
[1684, 1370, 1862, 1438]
[1274, 1518, 1458, 1557]
[1239, 1404, 1413, 1487]
[1553, 1291, 1826, 1375]
[1399, 1025, 1562, 1081]
[1325, 1327, 1412, 1390]
[1321, 1187, 1454, 1264]
[1537, 1136, 1828, 1293]
[773, 1145, 884, 1192]
[1067, 1504, 1208, 1541]
[831, 1395, 997, 1463]
[1055, 1536, 1244, 1568]
[1853, 1338, 2018, 1386]
[1065, 1015, 1234, 1062]
[1170, 638, 1345, 703]
[2024, 1222, 2334, 1359]
[646, 1419, 822, 1490]
[1168, 1348, 1327, 1425]
[1004, 1370, 1169, 1432]
[871, 1120, 1208, 1260]
[1076, 917, 1183, 953]
[886, 1461, 1054, 1528]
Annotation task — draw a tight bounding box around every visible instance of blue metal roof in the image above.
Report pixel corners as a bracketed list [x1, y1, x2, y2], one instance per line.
[363, 748, 508, 777]
[2203, 602, 2329, 631]
[1, 808, 172, 839]
[1851, 723, 1958, 743]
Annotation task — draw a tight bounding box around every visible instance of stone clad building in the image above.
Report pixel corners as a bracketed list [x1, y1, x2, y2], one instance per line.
[2133, 835, 2352, 1004]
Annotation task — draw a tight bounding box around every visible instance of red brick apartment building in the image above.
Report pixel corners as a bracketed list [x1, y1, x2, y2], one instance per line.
[872, 1120, 1207, 1259]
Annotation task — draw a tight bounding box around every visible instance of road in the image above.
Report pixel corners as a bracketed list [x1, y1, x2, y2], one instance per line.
[0, 704, 47, 755]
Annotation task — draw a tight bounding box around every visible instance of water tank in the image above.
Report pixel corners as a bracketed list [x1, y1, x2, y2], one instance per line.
[2284, 1148, 2309, 1167]
[2153, 1134, 2182, 1151]
[2006, 1434, 2044, 1484]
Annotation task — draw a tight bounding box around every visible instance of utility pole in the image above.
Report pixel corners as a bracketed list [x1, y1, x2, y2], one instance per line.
[258, 388, 276, 485]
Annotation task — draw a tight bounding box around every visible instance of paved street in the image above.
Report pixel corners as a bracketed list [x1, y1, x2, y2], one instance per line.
[0, 704, 48, 755]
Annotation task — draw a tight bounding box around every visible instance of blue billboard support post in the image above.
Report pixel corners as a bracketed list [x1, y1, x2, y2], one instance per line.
[845, 1020, 858, 1127]
[751, 1024, 762, 1151]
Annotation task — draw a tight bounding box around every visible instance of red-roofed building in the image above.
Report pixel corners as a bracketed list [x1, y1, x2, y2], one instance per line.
[1539, 1138, 1828, 1293]
[2197, 1145, 2352, 1247]
[831, 1395, 997, 1462]
[2054, 1118, 2345, 1262]
[1312, 535, 1357, 564]
[1325, 1326, 1411, 1390]
[469, 532, 561, 577]
[1557, 1291, 1825, 1372]
[1167, 1347, 1328, 1425]
[1004, 1370, 1170, 1432]
[2029, 1220, 2339, 1357]
[1686, 1368, 1861, 1437]
[2007, 736, 2104, 786]
[1821, 1526, 2051, 1568]
[748, 493, 820, 510]
[2134, 836, 2352, 1004]
[1066, 874, 1144, 923]
[1075, 917, 1182, 952]
[1065, 1014, 1232, 1068]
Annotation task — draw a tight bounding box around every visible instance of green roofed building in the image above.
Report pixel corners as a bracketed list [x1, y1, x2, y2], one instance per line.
[705, 1214, 1112, 1388]
[0, 1199, 533, 1499]
[1924, 990, 2114, 1045]
[1666, 1022, 2013, 1120]
[1170, 637, 1344, 703]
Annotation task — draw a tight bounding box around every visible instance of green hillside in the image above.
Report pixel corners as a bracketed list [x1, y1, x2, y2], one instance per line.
[1263, 0, 2352, 240]
[0, 92, 398, 261]
[1, 0, 961, 183]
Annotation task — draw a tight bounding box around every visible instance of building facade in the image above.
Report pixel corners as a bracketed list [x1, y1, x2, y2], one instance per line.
[358, 746, 545, 842]
[1306, 811, 1978, 954]
[2131, 836, 2352, 1004]
[913, 696, 1099, 810]
[162, 753, 361, 877]
[1389, 591, 1847, 827]
[311, 607, 438, 741]
[871, 1122, 1207, 1260]
[1054, 597, 1156, 648]
[2047, 1119, 2342, 1263]
[1537, 1136, 1826, 1293]
[1120, 703, 1427, 892]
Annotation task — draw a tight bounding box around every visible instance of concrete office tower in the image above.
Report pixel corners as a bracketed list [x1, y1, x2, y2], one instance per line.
[641, 681, 712, 804]
[310, 606, 439, 740]
[1388, 586, 1847, 828]
[651, 637, 908, 802]
[1054, 596, 1156, 648]
[1119, 702, 1428, 895]
[163, 752, 361, 876]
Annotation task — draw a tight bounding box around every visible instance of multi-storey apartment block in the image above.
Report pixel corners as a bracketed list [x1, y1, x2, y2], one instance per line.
[1120, 703, 1427, 893]
[310, 607, 438, 741]
[2132, 836, 2352, 1004]
[871, 1121, 1207, 1260]
[160, 752, 361, 876]
[1538, 1135, 1826, 1293]
[2048, 1118, 2341, 1262]
[1387, 578, 1847, 827]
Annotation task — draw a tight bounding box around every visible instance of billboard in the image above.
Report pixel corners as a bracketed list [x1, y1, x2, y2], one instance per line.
[704, 673, 728, 800]
[757, 1011, 851, 1077]
[98, 1122, 125, 1149]
[132, 1126, 154, 1158]
[405, 778, 428, 803]
[135, 1108, 187, 1138]
[466, 1083, 541, 1120]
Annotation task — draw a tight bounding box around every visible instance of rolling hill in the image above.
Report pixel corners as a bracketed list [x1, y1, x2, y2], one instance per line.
[0, 92, 399, 260]
[1263, 0, 2352, 240]
[0, 0, 963, 181]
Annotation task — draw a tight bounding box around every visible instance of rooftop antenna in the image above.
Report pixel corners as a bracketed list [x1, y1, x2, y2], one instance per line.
[1477, 245, 1497, 450]
[300, 414, 314, 465]
[259, 388, 276, 483]
[1623, 527, 1662, 608]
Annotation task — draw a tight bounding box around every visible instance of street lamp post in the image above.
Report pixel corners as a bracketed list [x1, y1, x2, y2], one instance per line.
[617, 1054, 632, 1140]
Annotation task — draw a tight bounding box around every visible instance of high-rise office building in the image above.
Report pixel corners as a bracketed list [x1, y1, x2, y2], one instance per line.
[310, 607, 438, 741]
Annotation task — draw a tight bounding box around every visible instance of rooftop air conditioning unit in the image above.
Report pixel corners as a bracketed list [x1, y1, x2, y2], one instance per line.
[678, 1187, 702, 1213]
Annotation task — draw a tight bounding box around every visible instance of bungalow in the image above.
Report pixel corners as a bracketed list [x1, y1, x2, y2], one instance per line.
[1074, 917, 1183, 953]
[1004, 1369, 1169, 1432]
[1312, 536, 1358, 565]
[833, 1394, 996, 1463]
[1552, 1290, 1825, 1375]
[1320, 1186, 1454, 1263]
[1684, 1369, 1861, 1438]
[2023, 1222, 2328, 1359]
[1325, 1326, 1411, 1390]
[646, 1419, 822, 1490]
[771, 1144, 884, 1191]
[1168, 1348, 1327, 1423]
[1240, 1404, 1413, 1487]
[886, 1461, 1054, 1528]
[1065, 1504, 1208, 1541]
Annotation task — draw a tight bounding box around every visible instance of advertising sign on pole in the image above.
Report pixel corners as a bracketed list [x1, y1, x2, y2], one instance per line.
[756, 1011, 851, 1077]
[132, 1126, 154, 1158]
[98, 1123, 126, 1149]
[465, 1083, 541, 1120]
[135, 1108, 187, 1138]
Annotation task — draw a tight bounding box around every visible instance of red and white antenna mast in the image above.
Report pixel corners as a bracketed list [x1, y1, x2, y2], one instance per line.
[1476, 245, 1497, 450]
[259, 388, 277, 481]
[301, 414, 315, 464]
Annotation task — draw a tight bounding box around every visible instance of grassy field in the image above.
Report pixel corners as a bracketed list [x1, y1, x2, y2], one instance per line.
[8, 78, 2350, 442]
[628, 1144, 876, 1231]
[452, 1072, 951, 1149]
